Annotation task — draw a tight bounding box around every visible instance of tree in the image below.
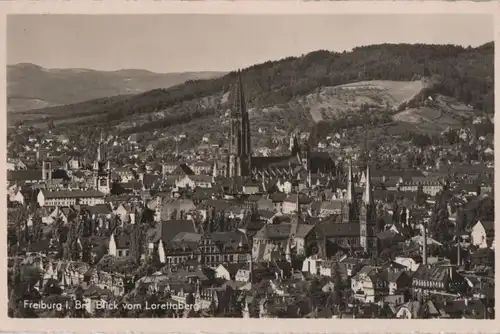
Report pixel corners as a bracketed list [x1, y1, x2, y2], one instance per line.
[129, 225, 144, 264]
[31, 209, 44, 242]
[428, 192, 453, 243]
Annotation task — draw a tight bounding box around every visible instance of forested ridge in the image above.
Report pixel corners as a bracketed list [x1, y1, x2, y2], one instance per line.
[19, 42, 494, 134]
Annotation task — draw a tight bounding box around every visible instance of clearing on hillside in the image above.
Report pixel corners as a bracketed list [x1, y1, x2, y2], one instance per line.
[304, 80, 424, 122]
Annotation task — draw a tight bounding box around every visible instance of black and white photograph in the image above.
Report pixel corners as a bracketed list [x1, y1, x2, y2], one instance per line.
[5, 10, 495, 321]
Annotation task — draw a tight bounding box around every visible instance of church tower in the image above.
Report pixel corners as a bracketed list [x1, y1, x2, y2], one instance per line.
[228, 70, 252, 177]
[93, 140, 111, 194]
[359, 165, 376, 253]
[97, 132, 107, 162]
[342, 161, 357, 223]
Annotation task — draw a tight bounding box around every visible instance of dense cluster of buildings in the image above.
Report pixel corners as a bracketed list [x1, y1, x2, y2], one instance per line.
[7, 73, 495, 319]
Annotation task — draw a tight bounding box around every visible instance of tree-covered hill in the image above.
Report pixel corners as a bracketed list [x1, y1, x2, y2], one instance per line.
[11, 42, 494, 136]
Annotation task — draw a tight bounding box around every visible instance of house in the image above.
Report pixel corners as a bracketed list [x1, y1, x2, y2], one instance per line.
[235, 263, 275, 283]
[148, 219, 197, 264]
[393, 256, 421, 272]
[470, 220, 494, 249]
[319, 200, 343, 217]
[312, 222, 362, 249]
[215, 263, 246, 280]
[114, 167, 135, 182]
[37, 190, 106, 207]
[412, 265, 466, 295]
[256, 197, 274, 211]
[270, 193, 287, 212]
[387, 269, 412, 295]
[161, 231, 201, 265]
[7, 169, 44, 184]
[8, 189, 25, 205]
[189, 161, 212, 175]
[252, 223, 315, 260]
[162, 162, 179, 175]
[351, 266, 388, 303]
[159, 199, 196, 221]
[199, 231, 250, 267]
[176, 175, 213, 189]
[172, 163, 195, 176]
[67, 157, 82, 170]
[282, 194, 311, 214]
[82, 204, 113, 220]
[302, 255, 323, 275]
[242, 182, 260, 195]
[108, 233, 130, 257]
[46, 206, 75, 224]
[339, 257, 368, 277]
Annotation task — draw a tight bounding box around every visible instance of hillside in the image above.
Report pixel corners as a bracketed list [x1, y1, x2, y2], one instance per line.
[7, 63, 225, 112]
[300, 80, 425, 122]
[10, 43, 493, 145]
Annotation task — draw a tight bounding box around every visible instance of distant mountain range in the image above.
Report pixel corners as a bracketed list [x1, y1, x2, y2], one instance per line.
[7, 63, 225, 112]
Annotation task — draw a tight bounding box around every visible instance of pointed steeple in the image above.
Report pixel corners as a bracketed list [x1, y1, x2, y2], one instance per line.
[364, 165, 374, 205]
[346, 160, 355, 203]
[232, 69, 245, 117]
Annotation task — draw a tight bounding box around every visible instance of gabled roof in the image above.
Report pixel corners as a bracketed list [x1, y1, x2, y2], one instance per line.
[219, 263, 246, 276]
[412, 265, 450, 283]
[320, 200, 343, 211]
[475, 220, 494, 234]
[81, 204, 112, 215]
[284, 193, 311, 204]
[254, 223, 314, 240]
[153, 220, 197, 244]
[42, 190, 105, 199]
[8, 170, 43, 182]
[172, 164, 195, 175]
[313, 222, 360, 238]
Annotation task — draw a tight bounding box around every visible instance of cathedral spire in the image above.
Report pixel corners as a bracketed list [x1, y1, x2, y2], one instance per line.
[228, 69, 251, 177]
[232, 69, 246, 117]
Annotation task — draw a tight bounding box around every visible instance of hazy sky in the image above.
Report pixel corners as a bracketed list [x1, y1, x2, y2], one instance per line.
[7, 14, 494, 73]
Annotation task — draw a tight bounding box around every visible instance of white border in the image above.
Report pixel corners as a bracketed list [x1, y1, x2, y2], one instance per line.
[1, 1, 499, 333]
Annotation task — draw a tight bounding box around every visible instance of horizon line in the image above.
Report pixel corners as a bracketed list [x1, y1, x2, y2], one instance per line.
[7, 41, 493, 74]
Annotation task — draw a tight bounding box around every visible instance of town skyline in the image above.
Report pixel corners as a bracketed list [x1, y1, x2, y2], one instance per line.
[7, 14, 493, 73]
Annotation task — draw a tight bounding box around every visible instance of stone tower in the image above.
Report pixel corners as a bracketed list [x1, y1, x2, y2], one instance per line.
[227, 70, 252, 177]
